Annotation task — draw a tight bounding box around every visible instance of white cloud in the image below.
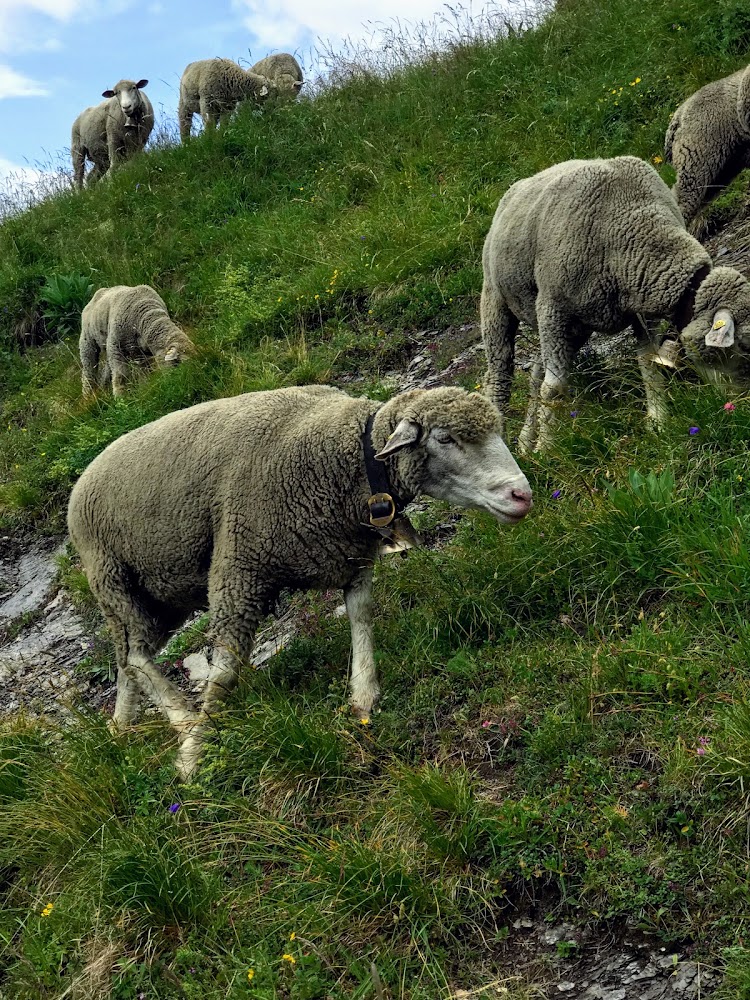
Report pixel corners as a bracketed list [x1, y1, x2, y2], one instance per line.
[0, 0, 93, 54]
[0, 64, 48, 99]
[0, 156, 45, 185]
[234, 0, 461, 52]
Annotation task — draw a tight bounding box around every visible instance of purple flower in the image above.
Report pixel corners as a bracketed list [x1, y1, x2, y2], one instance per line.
[551, 489, 562, 500]
[696, 747, 706, 756]
[699, 736, 710, 745]
[168, 802, 181, 814]
[689, 426, 700, 436]
[570, 410, 578, 418]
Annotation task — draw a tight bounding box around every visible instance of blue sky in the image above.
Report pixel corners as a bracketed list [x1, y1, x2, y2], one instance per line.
[0, 0, 471, 184]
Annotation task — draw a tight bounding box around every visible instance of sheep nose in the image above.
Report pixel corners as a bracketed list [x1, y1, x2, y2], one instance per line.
[510, 487, 533, 514]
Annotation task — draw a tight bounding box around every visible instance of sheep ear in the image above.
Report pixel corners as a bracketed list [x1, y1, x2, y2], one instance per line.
[375, 419, 421, 460]
[102, 89, 115, 98]
[705, 309, 735, 348]
[136, 79, 148, 89]
[293, 81, 303, 90]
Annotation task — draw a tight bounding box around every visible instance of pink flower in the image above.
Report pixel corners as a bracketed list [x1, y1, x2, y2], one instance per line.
[696, 747, 706, 756]
[481, 720, 491, 729]
[724, 402, 736, 411]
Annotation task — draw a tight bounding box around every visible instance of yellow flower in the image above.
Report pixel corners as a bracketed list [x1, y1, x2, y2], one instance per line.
[41, 903, 54, 917]
[282, 953, 296, 964]
[474, 383, 481, 390]
[247, 969, 255, 982]
[635, 77, 641, 83]
[614, 805, 629, 819]
[289, 932, 296, 941]
[360, 717, 370, 725]
[277, 297, 282, 302]
[652, 155, 663, 165]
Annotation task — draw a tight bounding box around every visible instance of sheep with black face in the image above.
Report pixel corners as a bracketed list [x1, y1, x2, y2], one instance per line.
[68, 385, 532, 778]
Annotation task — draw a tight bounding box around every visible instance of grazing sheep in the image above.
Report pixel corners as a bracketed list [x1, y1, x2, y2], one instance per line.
[250, 53, 303, 97]
[71, 79, 153, 188]
[68, 385, 532, 777]
[481, 155, 750, 451]
[80, 285, 195, 397]
[665, 64, 750, 224]
[178, 59, 272, 141]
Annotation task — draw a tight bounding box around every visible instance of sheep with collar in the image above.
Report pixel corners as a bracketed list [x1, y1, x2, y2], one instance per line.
[80, 284, 196, 397]
[665, 64, 750, 224]
[480, 155, 750, 452]
[250, 53, 303, 98]
[67, 385, 532, 778]
[178, 58, 273, 141]
[71, 79, 153, 188]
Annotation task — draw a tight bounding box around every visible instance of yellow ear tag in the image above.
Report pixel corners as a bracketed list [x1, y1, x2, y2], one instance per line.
[713, 319, 726, 330]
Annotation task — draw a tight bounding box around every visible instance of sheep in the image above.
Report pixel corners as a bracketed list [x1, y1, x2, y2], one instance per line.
[67, 385, 532, 777]
[249, 53, 303, 97]
[480, 155, 750, 452]
[71, 79, 153, 189]
[79, 285, 195, 397]
[665, 64, 750, 224]
[178, 59, 273, 141]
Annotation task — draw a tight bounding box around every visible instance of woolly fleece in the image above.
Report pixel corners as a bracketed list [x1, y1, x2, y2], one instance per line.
[664, 64, 750, 223]
[178, 59, 272, 141]
[79, 284, 195, 396]
[250, 53, 303, 96]
[68, 385, 501, 672]
[71, 80, 153, 189]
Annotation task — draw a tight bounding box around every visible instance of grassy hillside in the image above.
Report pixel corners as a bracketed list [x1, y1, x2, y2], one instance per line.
[2, 0, 750, 996]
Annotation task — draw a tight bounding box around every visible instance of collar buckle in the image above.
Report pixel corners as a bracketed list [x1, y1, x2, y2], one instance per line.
[367, 492, 396, 528]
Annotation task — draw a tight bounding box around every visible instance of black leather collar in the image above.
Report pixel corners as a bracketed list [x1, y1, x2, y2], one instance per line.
[362, 411, 405, 528]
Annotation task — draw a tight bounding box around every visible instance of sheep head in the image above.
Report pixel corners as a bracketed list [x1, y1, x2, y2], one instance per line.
[679, 266, 750, 371]
[375, 388, 532, 525]
[102, 79, 149, 125]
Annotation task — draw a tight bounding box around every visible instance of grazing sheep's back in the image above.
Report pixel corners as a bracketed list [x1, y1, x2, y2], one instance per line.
[483, 155, 707, 331]
[250, 53, 303, 94]
[68, 386, 377, 605]
[665, 65, 750, 222]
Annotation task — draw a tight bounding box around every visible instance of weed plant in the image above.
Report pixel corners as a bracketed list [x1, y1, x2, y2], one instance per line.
[2, 0, 750, 995]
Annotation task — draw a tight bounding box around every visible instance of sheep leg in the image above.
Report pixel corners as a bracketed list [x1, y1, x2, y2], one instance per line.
[107, 618, 141, 728]
[633, 319, 668, 430]
[80, 334, 100, 397]
[518, 360, 544, 455]
[178, 102, 192, 142]
[344, 567, 378, 719]
[534, 303, 578, 452]
[71, 135, 85, 190]
[108, 348, 129, 397]
[480, 283, 519, 433]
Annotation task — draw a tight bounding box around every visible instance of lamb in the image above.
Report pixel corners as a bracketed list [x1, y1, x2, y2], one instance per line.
[250, 53, 303, 97]
[71, 79, 153, 188]
[664, 64, 750, 224]
[480, 155, 750, 452]
[67, 385, 532, 777]
[79, 285, 195, 397]
[178, 59, 272, 141]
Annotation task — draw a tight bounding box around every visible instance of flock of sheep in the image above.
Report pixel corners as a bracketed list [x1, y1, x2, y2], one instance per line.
[71, 52, 303, 188]
[61, 56, 750, 778]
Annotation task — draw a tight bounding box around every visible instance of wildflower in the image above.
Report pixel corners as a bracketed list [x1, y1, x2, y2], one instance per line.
[359, 717, 370, 725]
[168, 802, 181, 814]
[699, 736, 710, 745]
[724, 401, 736, 411]
[697, 746, 706, 756]
[738, 475, 744, 483]
[614, 805, 629, 818]
[41, 902, 54, 917]
[688, 426, 700, 436]
[289, 932, 296, 941]
[474, 383, 481, 390]
[481, 720, 491, 729]
[314, 294, 319, 300]
[570, 410, 578, 418]
[277, 297, 282, 303]
[282, 953, 296, 964]
[551, 489, 562, 500]
[652, 155, 663, 165]
[247, 969, 255, 981]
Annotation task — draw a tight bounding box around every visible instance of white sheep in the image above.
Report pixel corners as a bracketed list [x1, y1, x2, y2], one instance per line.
[178, 59, 272, 141]
[79, 284, 196, 397]
[71, 80, 153, 189]
[481, 156, 750, 451]
[67, 385, 532, 777]
[665, 64, 750, 224]
[250, 53, 303, 97]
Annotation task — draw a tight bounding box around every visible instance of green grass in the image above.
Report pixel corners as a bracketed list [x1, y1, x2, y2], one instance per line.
[2, 0, 750, 995]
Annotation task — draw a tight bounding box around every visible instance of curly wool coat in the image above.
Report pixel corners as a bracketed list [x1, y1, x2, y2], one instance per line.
[71, 80, 153, 188]
[664, 64, 750, 223]
[79, 284, 195, 396]
[480, 155, 750, 449]
[178, 59, 272, 140]
[250, 53, 303, 96]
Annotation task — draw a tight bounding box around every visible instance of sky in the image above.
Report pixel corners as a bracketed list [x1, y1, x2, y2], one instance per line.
[0, 0, 478, 185]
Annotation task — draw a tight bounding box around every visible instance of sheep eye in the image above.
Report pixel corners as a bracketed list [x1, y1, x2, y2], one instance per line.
[434, 432, 455, 446]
